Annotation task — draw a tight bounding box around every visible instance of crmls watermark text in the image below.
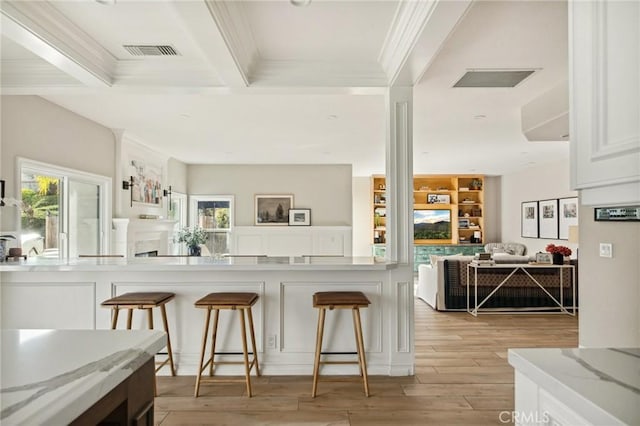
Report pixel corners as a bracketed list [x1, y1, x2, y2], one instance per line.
[499, 411, 550, 424]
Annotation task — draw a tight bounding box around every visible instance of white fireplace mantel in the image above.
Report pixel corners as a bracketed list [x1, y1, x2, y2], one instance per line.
[112, 218, 177, 257]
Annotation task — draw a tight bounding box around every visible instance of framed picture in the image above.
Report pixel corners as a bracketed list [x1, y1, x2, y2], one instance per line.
[594, 206, 640, 221]
[427, 194, 450, 204]
[289, 208, 311, 226]
[558, 197, 579, 239]
[122, 140, 165, 207]
[521, 201, 539, 238]
[539, 199, 559, 239]
[535, 252, 553, 264]
[255, 194, 293, 225]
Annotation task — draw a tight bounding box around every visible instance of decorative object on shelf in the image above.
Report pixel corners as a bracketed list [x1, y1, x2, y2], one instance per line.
[289, 208, 311, 226]
[458, 218, 470, 228]
[0, 234, 16, 262]
[594, 206, 640, 221]
[5, 247, 26, 261]
[535, 252, 553, 264]
[255, 194, 294, 225]
[558, 197, 578, 239]
[546, 244, 571, 265]
[177, 226, 208, 256]
[469, 179, 483, 190]
[138, 214, 159, 219]
[521, 201, 539, 238]
[539, 199, 559, 239]
[427, 194, 450, 204]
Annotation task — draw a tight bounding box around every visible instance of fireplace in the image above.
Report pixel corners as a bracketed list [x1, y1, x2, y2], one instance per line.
[135, 250, 158, 257]
[112, 218, 177, 257]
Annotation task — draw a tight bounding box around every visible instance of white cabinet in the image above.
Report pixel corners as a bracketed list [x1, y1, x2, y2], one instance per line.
[230, 226, 351, 256]
[570, 0, 640, 206]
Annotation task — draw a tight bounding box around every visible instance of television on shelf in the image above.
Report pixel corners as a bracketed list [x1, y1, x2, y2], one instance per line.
[414, 209, 451, 240]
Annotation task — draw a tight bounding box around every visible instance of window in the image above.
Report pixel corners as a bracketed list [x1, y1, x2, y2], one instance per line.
[189, 195, 234, 255]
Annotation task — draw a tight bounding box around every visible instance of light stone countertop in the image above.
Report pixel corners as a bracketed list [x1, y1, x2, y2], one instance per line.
[0, 329, 166, 425]
[509, 347, 640, 425]
[0, 256, 396, 272]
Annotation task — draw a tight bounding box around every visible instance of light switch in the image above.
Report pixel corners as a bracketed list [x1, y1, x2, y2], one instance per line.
[599, 243, 613, 258]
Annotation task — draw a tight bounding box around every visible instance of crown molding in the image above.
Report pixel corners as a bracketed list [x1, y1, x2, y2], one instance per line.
[251, 60, 388, 87]
[1, 59, 84, 88]
[204, 0, 258, 86]
[379, 0, 471, 86]
[379, 1, 438, 85]
[1, 1, 117, 87]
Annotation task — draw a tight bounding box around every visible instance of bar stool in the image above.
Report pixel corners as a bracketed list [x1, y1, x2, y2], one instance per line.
[312, 291, 371, 397]
[194, 292, 260, 397]
[100, 292, 177, 384]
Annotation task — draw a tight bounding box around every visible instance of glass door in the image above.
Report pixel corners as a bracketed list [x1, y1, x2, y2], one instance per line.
[19, 159, 111, 259]
[67, 179, 101, 257]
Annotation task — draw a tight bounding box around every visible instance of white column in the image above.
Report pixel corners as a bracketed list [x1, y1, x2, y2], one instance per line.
[385, 86, 414, 265]
[384, 86, 415, 375]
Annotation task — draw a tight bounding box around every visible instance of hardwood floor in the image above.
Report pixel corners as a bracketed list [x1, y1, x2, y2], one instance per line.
[155, 299, 578, 425]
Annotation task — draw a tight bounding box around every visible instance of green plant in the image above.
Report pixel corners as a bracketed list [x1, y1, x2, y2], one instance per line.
[176, 226, 208, 248]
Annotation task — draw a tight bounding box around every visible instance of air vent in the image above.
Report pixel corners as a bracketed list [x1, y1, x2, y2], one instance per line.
[453, 69, 536, 88]
[123, 45, 180, 56]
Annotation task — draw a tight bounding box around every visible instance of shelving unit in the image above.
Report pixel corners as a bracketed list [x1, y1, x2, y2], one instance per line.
[371, 174, 485, 246]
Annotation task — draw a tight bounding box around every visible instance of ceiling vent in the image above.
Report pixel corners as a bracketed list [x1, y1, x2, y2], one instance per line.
[453, 69, 536, 88]
[123, 45, 180, 56]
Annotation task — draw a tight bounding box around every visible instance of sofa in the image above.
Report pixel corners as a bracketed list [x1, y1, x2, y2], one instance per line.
[417, 243, 578, 311]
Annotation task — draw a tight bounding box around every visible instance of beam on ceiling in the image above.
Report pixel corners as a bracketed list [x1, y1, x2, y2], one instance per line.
[171, 1, 255, 87]
[0, 1, 115, 88]
[379, 0, 472, 86]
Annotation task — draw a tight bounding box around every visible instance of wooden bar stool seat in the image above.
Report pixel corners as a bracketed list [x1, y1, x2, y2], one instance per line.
[101, 292, 177, 382]
[312, 291, 371, 397]
[194, 292, 260, 397]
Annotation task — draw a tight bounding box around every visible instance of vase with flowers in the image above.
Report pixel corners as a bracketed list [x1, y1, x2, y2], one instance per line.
[177, 226, 208, 256]
[545, 244, 572, 265]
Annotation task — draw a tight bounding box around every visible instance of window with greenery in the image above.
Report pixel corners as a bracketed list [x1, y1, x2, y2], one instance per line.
[189, 195, 234, 255]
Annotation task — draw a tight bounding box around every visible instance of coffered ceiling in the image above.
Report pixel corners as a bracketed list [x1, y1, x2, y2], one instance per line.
[0, 0, 569, 176]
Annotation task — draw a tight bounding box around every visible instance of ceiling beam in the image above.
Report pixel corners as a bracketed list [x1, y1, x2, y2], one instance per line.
[379, 0, 472, 86]
[0, 1, 115, 88]
[170, 1, 255, 87]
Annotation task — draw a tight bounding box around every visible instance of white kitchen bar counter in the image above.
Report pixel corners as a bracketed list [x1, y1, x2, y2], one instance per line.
[0, 256, 414, 377]
[0, 329, 166, 425]
[509, 347, 640, 425]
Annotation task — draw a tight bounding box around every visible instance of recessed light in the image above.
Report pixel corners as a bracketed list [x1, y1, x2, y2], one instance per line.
[561, 134, 570, 139]
[473, 114, 486, 120]
[95, 0, 116, 5]
[180, 113, 191, 118]
[290, 0, 311, 6]
[421, 151, 429, 155]
[327, 115, 338, 120]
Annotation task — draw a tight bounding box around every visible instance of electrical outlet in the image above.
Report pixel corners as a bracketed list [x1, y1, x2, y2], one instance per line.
[599, 243, 613, 258]
[267, 334, 277, 349]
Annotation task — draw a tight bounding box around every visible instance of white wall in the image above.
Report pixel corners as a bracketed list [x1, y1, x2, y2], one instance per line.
[167, 157, 188, 194]
[188, 164, 352, 226]
[500, 158, 578, 256]
[579, 207, 640, 347]
[0, 96, 115, 231]
[352, 176, 372, 256]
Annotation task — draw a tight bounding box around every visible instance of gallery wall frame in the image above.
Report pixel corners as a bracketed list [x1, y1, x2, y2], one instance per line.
[255, 194, 294, 225]
[122, 144, 164, 207]
[289, 208, 311, 226]
[521, 201, 539, 238]
[558, 197, 579, 239]
[539, 199, 559, 239]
